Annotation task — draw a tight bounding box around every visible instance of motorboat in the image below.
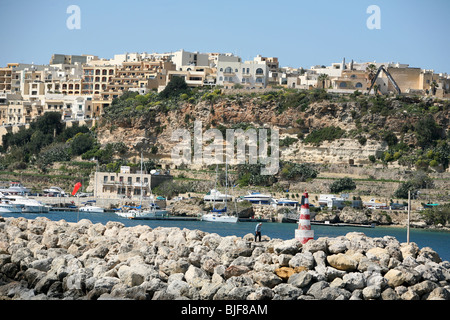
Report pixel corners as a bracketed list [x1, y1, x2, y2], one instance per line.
[43, 186, 66, 197]
[0, 197, 24, 213]
[2, 195, 50, 213]
[243, 192, 272, 204]
[0, 182, 31, 195]
[203, 189, 232, 202]
[79, 200, 104, 213]
[117, 204, 167, 219]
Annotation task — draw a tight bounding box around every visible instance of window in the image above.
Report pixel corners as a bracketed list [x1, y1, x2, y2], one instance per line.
[355, 82, 363, 88]
[256, 68, 264, 75]
[224, 67, 233, 74]
[103, 176, 108, 182]
[339, 82, 347, 88]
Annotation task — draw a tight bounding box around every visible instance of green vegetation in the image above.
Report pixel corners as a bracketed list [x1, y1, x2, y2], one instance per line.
[420, 203, 450, 226]
[393, 171, 434, 199]
[0, 112, 91, 171]
[329, 177, 357, 193]
[280, 162, 318, 181]
[303, 126, 345, 146]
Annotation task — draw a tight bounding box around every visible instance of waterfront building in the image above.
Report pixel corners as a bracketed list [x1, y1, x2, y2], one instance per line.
[93, 166, 172, 200]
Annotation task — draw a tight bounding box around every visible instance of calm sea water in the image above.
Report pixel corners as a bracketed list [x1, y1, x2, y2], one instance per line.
[2, 211, 450, 262]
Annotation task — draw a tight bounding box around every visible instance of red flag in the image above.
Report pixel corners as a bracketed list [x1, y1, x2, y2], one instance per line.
[72, 182, 82, 196]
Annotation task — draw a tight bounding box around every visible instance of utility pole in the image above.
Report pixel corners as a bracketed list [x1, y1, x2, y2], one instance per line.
[407, 190, 411, 244]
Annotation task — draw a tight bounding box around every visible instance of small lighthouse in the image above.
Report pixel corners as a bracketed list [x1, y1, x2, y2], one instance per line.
[295, 190, 314, 244]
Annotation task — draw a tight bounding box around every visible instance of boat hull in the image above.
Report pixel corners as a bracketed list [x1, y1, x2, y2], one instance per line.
[201, 213, 238, 223]
[0, 204, 23, 213]
[79, 206, 104, 213]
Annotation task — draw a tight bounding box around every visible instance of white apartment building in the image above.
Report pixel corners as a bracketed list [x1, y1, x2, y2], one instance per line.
[216, 54, 269, 89]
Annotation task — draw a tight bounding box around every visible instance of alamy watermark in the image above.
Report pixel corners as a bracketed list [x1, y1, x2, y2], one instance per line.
[66, 5, 81, 30]
[366, 5, 381, 30]
[171, 121, 279, 175]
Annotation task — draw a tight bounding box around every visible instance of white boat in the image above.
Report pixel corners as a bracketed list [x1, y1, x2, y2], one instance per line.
[201, 211, 238, 223]
[0, 197, 24, 213]
[79, 201, 104, 213]
[203, 189, 232, 202]
[118, 205, 168, 219]
[243, 192, 272, 204]
[201, 162, 238, 223]
[43, 186, 66, 197]
[2, 195, 50, 213]
[0, 182, 31, 195]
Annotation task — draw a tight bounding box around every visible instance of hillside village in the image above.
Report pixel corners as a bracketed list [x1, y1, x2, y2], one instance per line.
[1, 50, 450, 127]
[0, 50, 449, 228]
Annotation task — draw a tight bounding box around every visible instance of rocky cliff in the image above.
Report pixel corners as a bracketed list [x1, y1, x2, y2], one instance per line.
[97, 93, 449, 168]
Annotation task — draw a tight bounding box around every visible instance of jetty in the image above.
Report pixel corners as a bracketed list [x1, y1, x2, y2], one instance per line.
[128, 215, 199, 221]
[311, 220, 376, 228]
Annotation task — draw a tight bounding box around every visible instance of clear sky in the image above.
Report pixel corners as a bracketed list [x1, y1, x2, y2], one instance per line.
[0, 0, 449, 73]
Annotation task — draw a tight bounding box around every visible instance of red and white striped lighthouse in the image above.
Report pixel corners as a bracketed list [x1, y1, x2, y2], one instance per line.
[295, 190, 314, 244]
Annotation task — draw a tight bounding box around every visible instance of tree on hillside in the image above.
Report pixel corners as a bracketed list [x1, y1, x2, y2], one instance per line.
[159, 76, 189, 99]
[318, 74, 329, 89]
[367, 64, 377, 82]
[414, 116, 443, 149]
[430, 80, 439, 95]
[329, 177, 356, 193]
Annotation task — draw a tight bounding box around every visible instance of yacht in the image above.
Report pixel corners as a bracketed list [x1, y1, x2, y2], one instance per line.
[43, 186, 66, 197]
[118, 204, 168, 219]
[0, 197, 24, 213]
[243, 192, 273, 204]
[201, 210, 239, 223]
[2, 195, 50, 213]
[201, 162, 238, 223]
[79, 201, 104, 213]
[0, 182, 31, 195]
[203, 189, 232, 202]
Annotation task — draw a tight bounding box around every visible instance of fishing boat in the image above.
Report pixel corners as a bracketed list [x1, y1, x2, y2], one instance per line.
[116, 152, 167, 219]
[79, 200, 104, 213]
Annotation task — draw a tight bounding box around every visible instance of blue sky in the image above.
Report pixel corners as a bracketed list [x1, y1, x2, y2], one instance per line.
[0, 0, 449, 73]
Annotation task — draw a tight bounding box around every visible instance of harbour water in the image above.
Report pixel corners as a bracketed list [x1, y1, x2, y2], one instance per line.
[1, 211, 450, 262]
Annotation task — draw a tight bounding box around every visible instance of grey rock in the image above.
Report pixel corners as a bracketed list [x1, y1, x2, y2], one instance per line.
[287, 271, 313, 288]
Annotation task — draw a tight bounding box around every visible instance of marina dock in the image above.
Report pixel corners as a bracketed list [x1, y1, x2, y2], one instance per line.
[128, 215, 199, 221]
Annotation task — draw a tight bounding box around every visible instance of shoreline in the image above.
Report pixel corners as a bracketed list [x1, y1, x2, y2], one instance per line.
[0, 215, 449, 300]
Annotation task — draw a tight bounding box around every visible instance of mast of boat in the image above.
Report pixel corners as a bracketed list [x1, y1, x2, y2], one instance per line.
[224, 154, 228, 213]
[140, 151, 143, 210]
[212, 164, 218, 210]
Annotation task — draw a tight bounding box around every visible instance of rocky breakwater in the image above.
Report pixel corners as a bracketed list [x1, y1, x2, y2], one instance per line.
[0, 216, 449, 300]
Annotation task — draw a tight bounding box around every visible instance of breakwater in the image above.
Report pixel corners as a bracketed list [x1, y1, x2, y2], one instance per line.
[0, 216, 449, 300]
